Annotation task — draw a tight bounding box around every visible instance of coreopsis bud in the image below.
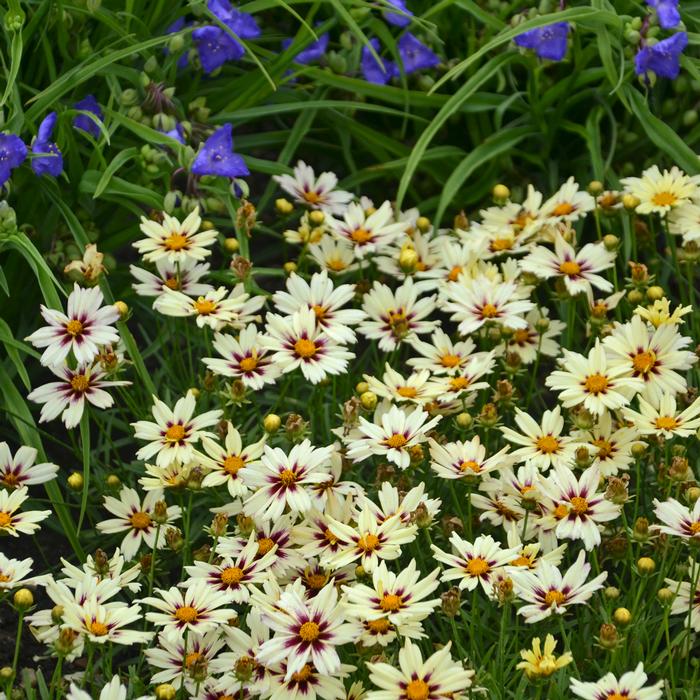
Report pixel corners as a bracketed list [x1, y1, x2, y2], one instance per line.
[494, 576, 514, 605]
[106, 474, 121, 489]
[416, 216, 431, 233]
[534, 316, 550, 332]
[442, 516, 463, 536]
[155, 684, 177, 700]
[283, 261, 297, 274]
[604, 535, 628, 560]
[210, 512, 229, 538]
[628, 261, 649, 283]
[151, 500, 168, 524]
[93, 548, 110, 576]
[613, 607, 632, 626]
[605, 475, 629, 504]
[236, 513, 255, 537]
[139, 554, 152, 572]
[186, 467, 204, 490]
[441, 587, 461, 617]
[56, 628, 79, 656]
[602, 234, 619, 251]
[188, 387, 200, 400]
[637, 557, 655, 575]
[631, 442, 647, 458]
[235, 656, 256, 683]
[604, 586, 620, 600]
[492, 183, 510, 202]
[598, 623, 619, 649]
[67, 472, 83, 490]
[113, 301, 129, 319]
[647, 285, 664, 301]
[355, 381, 369, 394]
[687, 487, 700, 504]
[505, 352, 522, 372]
[263, 414, 281, 433]
[230, 255, 252, 280]
[455, 412, 472, 429]
[360, 391, 378, 411]
[223, 237, 239, 253]
[409, 444, 424, 464]
[51, 605, 65, 624]
[165, 527, 184, 552]
[669, 456, 690, 482]
[192, 544, 211, 562]
[13, 588, 33, 609]
[410, 502, 432, 528]
[341, 397, 361, 431]
[587, 180, 604, 195]
[285, 413, 308, 442]
[622, 194, 640, 210]
[399, 245, 419, 273]
[658, 587, 675, 604]
[575, 447, 592, 469]
[633, 517, 649, 542]
[275, 198, 294, 215]
[569, 406, 594, 430]
[236, 200, 257, 236]
[453, 210, 469, 230]
[478, 403, 499, 427]
[495, 379, 514, 401]
[375, 463, 397, 485]
[0, 668, 12, 682]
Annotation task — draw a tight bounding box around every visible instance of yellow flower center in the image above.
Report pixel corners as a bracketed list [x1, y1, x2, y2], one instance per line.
[303, 191, 321, 204]
[305, 571, 328, 590]
[194, 298, 217, 315]
[466, 557, 490, 577]
[291, 664, 313, 682]
[491, 238, 513, 251]
[655, 416, 679, 430]
[481, 303, 499, 319]
[220, 566, 244, 585]
[294, 338, 317, 358]
[513, 328, 531, 344]
[66, 319, 84, 337]
[130, 511, 152, 530]
[0, 573, 10, 582]
[1, 473, 18, 487]
[535, 435, 559, 454]
[257, 537, 275, 555]
[690, 522, 700, 535]
[367, 618, 391, 634]
[164, 232, 189, 251]
[384, 433, 407, 449]
[185, 651, 201, 669]
[459, 460, 480, 473]
[350, 228, 372, 244]
[327, 258, 347, 272]
[175, 606, 198, 623]
[298, 621, 320, 642]
[559, 260, 581, 276]
[449, 376, 470, 391]
[448, 265, 463, 282]
[88, 620, 109, 637]
[511, 555, 532, 567]
[324, 528, 338, 545]
[397, 386, 417, 398]
[279, 469, 297, 487]
[606, 694, 627, 700]
[70, 375, 90, 393]
[651, 191, 678, 207]
[0, 512, 11, 527]
[584, 373, 608, 394]
[544, 589, 566, 607]
[553, 504, 569, 520]
[552, 202, 575, 216]
[631, 350, 657, 375]
[312, 304, 326, 320]
[223, 455, 245, 475]
[379, 593, 403, 612]
[440, 353, 461, 368]
[357, 533, 380, 552]
[239, 356, 258, 372]
[405, 679, 430, 700]
[569, 496, 589, 515]
[165, 424, 186, 442]
[165, 277, 180, 290]
[592, 438, 613, 459]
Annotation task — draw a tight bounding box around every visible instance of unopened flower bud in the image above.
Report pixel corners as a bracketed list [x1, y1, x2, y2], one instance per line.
[658, 587, 675, 604]
[534, 316, 550, 332]
[0, 667, 13, 681]
[442, 516, 463, 536]
[399, 245, 419, 273]
[283, 261, 297, 274]
[647, 285, 664, 302]
[613, 607, 631, 626]
[633, 517, 649, 542]
[192, 544, 211, 562]
[627, 289, 644, 305]
[478, 403, 499, 427]
[602, 234, 619, 251]
[409, 444, 424, 464]
[492, 184, 510, 201]
[155, 684, 177, 700]
[263, 414, 281, 433]
[416, 216, 431, 233]
[106, 474, 121, 489]
[165, 527, 184, 552]
[599, 623, 618, 649]
[588, 180, 604, 195]
[14, 588, 34, 609]
[441, 587, 461, 617]
[211, 512, 229, 538]
[570, 406, 594, 430]
[631, 442, 647, 458]
[575, 447, 591, 468]
[56, 628, 79, 656]
[275, 198, 294, 215]
[230, 255, 252, 280]
[604, 586, 620, 600]
[637, 557, 655, 575]
[114, 300, 129, 319]
[51, 605, 65, 624]
[455, 412, 472, 429]
[309, 210, 325, 225]
[355, 381, 369, 394]
[223, 237, 239, 253]
[411, 502, 432, 528]
[235, 656, 256, 683]
[236, 513, 254, 537]
[687, 487, 700, 504]
[605, 475, 629, 505]
[285, 413, 308, 440]
[453, 210, 469, 231]
[622, 194, 640, 210]
[67, 472, 83, 490]
[360, 391, 378, 410]
[669, 456, 690, 482]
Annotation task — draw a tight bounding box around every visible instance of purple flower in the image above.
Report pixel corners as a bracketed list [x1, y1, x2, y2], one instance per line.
[384, 0, 413, 27]
[31, 112, 63, 177]
[361, 38, 398, 84]
[514, 22, 569, 61]
[162, 123, 186, 144]
[0, 133, 27, 187]
[192, 124, 249, 178]
[397, 33, 439, 73]
[635, 31, 688, 79]
[208, 0, 260, 38]
[193, 25, 245, 73]
[282, 34, 329, 65]
[73, 95, 104, 138]
[646, 0, 681, 29]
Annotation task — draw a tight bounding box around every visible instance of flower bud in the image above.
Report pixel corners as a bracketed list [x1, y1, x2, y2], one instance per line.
[210, 512, 229, 538]
[633, 517, 649, 542]
[453, 210, 469, 231]
[192, 544, 211, 562]
[605, 475, 629, 504]
[399, 246, 419, 273]
[67, 472, 83, 490]
[410, 502, 432, 528]
[236, 513, 254, 537]
[360, 391, 378, 411]
[263, 414, 281, 433]
[598, 623, 618, 649]
[613, 607, 631, 626]
[416, 216, 431, 233]
[631, 442, 647, 458]
[275, 198, 294, 215]
[603, 234, 619, 251]
[51, 605, 65, 624]
[283, 261, 297, 274]
[455, 412, 472, 429]
[687, 487, 700, 504]
[230, 255, 252, 280]
[14, 588, 34, 609]
[588, 180, 604, 195]
[441, 587, 461, 617]
[223, 237, 239, 253]
[622, 194, 640, 210]
[604, 586, 620, 600]
[355, 381, 369, 394]
[492, 184, 510, 201]
[165, 527, 184, 552]
[478, 403, 499, 427]
[155, 684, 177, 700]
[647, 285, 664, 302]
[309, 210, 325, 226]
[627, 289, 644, 305]
[0, 667, 12, 681]
[106, 474, 121, 489]
[637, 557, 655, 575]
[658, 587, 675, 604]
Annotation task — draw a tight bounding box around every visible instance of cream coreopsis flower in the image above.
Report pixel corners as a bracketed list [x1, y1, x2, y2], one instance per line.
[0, 442, 58, 489]
[358, 278, 438, 352]
[263, 308, 354, 384]
[365, 638, 474, 700]
[573, 410, 639, 476]
[274, 161, 353, 214]
[497, 307, 565, 365]
[342, 559, 440, 634]
[0, 486, 50, 536]
[621, 164, 699, 215]
[200, 423, 266, 498]
[478, 184, 544, 240]
[500, 406, 580, 472]
[203, 324, 281, 390]
[624, 393, 700, 438]
[364, 365, 437, 405]
[96, 487, 181, 560]
[570, 663, 664, 700]
[132, 391, 222, 467]
[420, 236, 483, 286]
[407, 329, 476, 375]
[330, 201, 407, 258]
[67, 676, 129, 700]
[272, 271, 365, 344]
[0, 554, 45, 589]
[545, 340, 644, 416]
[133, 207, 217, 263]
[257, 582, 355, 680]
[309, 236, 359, 275]
[540, 177, 595, 223]
[130, 257, 212, 300]
[59, 549, 141, 593]
[27, 362, 129, 429]
[517, 635, 572, 679]
[443, 276, 534, 336]
[267, 662, 354, 700]
[25, 283, 120, 367]
[505, 528, 567, 571]
[520, 234, 615, 296]
[665, 566, 700, 631]
[668, 201, 700, 242]
[324, 507, 417, 572]
[541, 466, 621, 550]
[511, 550, 607, 623]
[653, 497, 700, 541]
[429, 435, 510, 480]
[344, 403, 441, 470]
[368, 482, 439, 525]
[603, 315, 696, 404]
[424, 351, 494, 404]
[63, 244, 106, 284]
[308, 451, 364, 519]
[431, 533, 519, 593]
[154, 285, 262, 331]
[141, 580, 237, 640]
[634, 297, 692, 328]
[242, 440, 333, 521]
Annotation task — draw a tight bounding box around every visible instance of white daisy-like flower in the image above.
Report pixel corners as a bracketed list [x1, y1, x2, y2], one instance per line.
[500, 406, 580, 472]
[429, 435, 510, 480]
[668, 201, 700, 242]
[479, 185, 545, 238]
[59, 549, 141, 593]
[497, 307, 565, 365]
[132, 391, 222, 467]
[0, 442, 58, 489]
[423, 351, 494, 404]
[257, 582, 355, 680]
[365, 638, 474, 700]
[25, 283, 120, 367]
[27, 362, 129, 429]
[431, 533, 519, 593]
[520, 233, 615, 297]
[0, 487, 49, 536]
[540, 177, 595, 222]
[545, 340, 644, 416]
[443, 276, 534, 336]
[133, 207, 218, 263]
[407, 329, 477, 375]
[67, 676, 129, 700]
[653, 497, 700, 541]
[96, 487, 181, 560]
[511, 550, 607, 623]
[130, 258, 212, 300]
[344, 403, 441, 470]
[665, 566, 700, 631]
[573, 411, 639, 476]
[329, 201, 407, 258]
[505, 528, 567, 571]
[621, 164, 699, 215]
[274, 161, 353, 214]
[0, 553, 45, 589]
[141, 580, 237, 640]
[308, 236, 359, 275]
[263, 308, 354, 385]
[200, 423, 266, 498]
[267, 661, 354, 700]
[570, 663, 663, 700]
[203, 324, 282, 391]
[358, 278, 438, 352]
[364, 364, 437, 405]
[272, 271, 365, 344]
[242, 440, 333, 521]
[624, 392, 700, 438]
